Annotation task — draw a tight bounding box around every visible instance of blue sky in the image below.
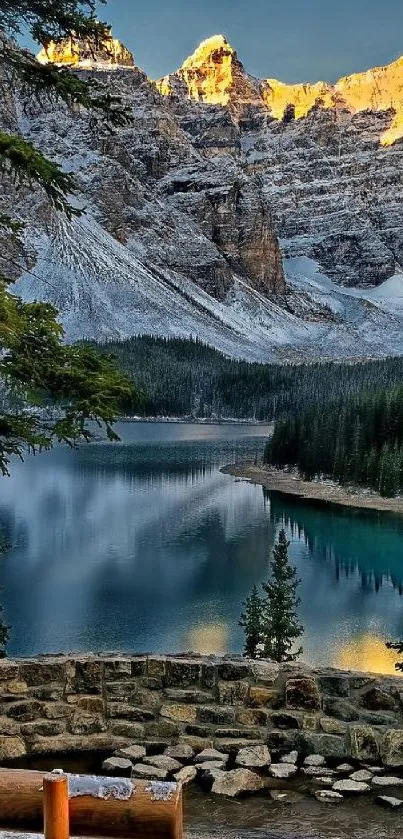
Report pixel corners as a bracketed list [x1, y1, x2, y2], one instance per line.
[95, 0, 403, 82]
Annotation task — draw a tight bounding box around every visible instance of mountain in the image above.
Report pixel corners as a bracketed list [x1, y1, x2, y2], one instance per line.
[2, 33, 403, 360]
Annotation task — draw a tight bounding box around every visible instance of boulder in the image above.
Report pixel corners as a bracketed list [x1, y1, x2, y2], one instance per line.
[380, 730, 403, 767]
[336, 763, 354, 773]
[315, 790, 343, 804]
[349, 769, 373, 783]
[286, 678, 320, 711]
[280, 750, 299, 764]
[164, 743, 195, 762]
[360, 687, 396, 712]
[131, 764, 168, 781]
[196, 748, 227, 762]
[376, 795, 403, 809]
[269, 763, 298, 779]
[235, 745, 271, 769]
[211, 768, 264, 797]
[114, 745, 146, 761]
[371, 776, 403, 787]
[142, 755, 182, 774]
[101, 757, 132, 776]
[332, 780, 370, 795]
[349, 725, 379, 762]
[174, 765, 197, 786]
[304, 754, 326, 767]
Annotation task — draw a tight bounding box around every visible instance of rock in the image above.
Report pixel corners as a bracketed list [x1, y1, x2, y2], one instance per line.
[269, 763, 298, 779]
[249, 687, 279, 708]
[160, 704, 197, 723]
[142, 755, 182, 774]
[270, 790, 303, 804]
[114, 745, 146, 761]
[131, 764, 169, 781]
[320, 717, 348, 736]
[196, 760, 227, 772]
[332, 780, 370, 795]
[318, 676, 350, 697]
[336, 763, 354, 773]
[286, 678, 321, 712]
[250, 661, 280, 684]
[349, 725, 379, 762]
[303, 767, 335, 777]
[349, 769, 373, 782]
[195, 748, 227, 762]
[102, 757, 133, 776]
[280, 750, 299, 764]
[0, 736, 26, 760]
[217, 681, 249, 706]
[315, 790, 343, 804]
[298, 732, 348, 760]
[211, 768, 264, 797]
[380, 730, 403, 767]
[235, 708, 268, 727]
[165, 689, 212, 704]
[314, 776, 335, 787]
[174, 765, 197, 785]
[371, 776, 403, 787]
[268, 712, 301, 730]
[376, 795, 403, 809]
[304, 754, 326, 767]
[360, 687, 396, 712]
[235, 745, 271, 768]
[322, 698, 359, 722]
[164, 743, 195, 762]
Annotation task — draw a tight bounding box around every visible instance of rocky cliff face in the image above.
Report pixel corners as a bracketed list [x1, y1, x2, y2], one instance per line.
[2, 33, 403, 360]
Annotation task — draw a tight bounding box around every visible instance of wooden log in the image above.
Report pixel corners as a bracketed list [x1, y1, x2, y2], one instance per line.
[43, 775, 69, 839]
[0, 769, 183, 839]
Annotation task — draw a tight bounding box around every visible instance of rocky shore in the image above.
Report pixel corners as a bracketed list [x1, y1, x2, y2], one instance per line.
[221, 464, 403, 515]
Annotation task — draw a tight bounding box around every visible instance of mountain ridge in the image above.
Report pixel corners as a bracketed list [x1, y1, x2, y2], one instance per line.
[1, 33, 403, 360]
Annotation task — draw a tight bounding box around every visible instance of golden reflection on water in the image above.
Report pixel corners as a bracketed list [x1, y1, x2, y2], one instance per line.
[187, 622, 229, 655]
[337, 633, 402, 676]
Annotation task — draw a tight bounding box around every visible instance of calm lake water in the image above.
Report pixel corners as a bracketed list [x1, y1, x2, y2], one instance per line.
[1, 421, 403, 674]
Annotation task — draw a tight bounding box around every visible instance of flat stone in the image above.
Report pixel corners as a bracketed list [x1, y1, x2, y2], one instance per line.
[235, 745, 271, 769]
[196, 760, 227, 774]
[303, 767, 335, 777]
[349, 769, 373, 783]
[211, 768, 264, 797]
[315, 790, 343, 804]
[280, 750, 299, 764]
[371, 776, 403, 787]
[165, 689, 213, 704]
[143, 755, 182, 774]
[164, 743, 195, 762]
[313, 776, 335, 787]
[376, 795, 403, 809]
[269, 763, 298, 779]
[214, 739, 262, 753]
[332, 780, 370, 795]
[174, 765, 197, 785]
[114, 745, 146, 761]
[131, 764, 168, 781]
[304, 754, 326, 767]
[270, 790, 303, 804]
[336, 763, 354, 773]
[195, 748, 227, 763]
[102, 757, 133, 776]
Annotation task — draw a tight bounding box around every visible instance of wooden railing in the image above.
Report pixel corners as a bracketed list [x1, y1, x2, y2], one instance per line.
[0, 769, 183, 839]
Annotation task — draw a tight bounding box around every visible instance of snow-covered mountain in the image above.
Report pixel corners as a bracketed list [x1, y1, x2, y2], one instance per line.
[3, 33, 403, 360]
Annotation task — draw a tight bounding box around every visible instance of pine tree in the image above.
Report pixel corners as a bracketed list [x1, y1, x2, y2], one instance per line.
[261, 530, 303, 662]
[239, 585, 263, 659]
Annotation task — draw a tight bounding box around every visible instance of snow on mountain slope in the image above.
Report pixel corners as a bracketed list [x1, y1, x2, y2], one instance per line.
[3, 35, 403, 360]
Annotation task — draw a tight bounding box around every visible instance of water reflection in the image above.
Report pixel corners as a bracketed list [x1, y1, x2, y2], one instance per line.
[0, 423, 403, 672]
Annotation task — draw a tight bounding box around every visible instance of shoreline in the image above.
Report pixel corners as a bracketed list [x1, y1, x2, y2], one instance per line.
[222, 463, 403, 515]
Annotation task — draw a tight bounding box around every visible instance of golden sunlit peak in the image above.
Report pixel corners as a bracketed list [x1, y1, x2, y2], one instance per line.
[181, 34, 234, 69]
[36, 32, 134, 69]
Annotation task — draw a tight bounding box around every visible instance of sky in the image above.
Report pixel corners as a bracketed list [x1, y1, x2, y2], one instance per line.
[92, 0, 403, 83]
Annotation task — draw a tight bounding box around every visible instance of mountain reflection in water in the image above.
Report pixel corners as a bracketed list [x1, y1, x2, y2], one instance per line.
[0, 422, 402, 673]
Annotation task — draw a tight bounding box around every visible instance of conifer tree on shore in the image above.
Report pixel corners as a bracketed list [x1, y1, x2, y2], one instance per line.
[240, 530, 303, 662]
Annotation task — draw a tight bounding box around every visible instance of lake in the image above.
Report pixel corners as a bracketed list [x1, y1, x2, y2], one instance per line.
[0, 421, 403, 674]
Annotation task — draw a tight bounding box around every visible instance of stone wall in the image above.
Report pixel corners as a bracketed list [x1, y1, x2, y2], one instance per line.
[1, 654, 403, 767]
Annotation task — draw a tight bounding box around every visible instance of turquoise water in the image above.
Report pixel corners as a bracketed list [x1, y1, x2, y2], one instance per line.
[0, 421, 403, 673]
